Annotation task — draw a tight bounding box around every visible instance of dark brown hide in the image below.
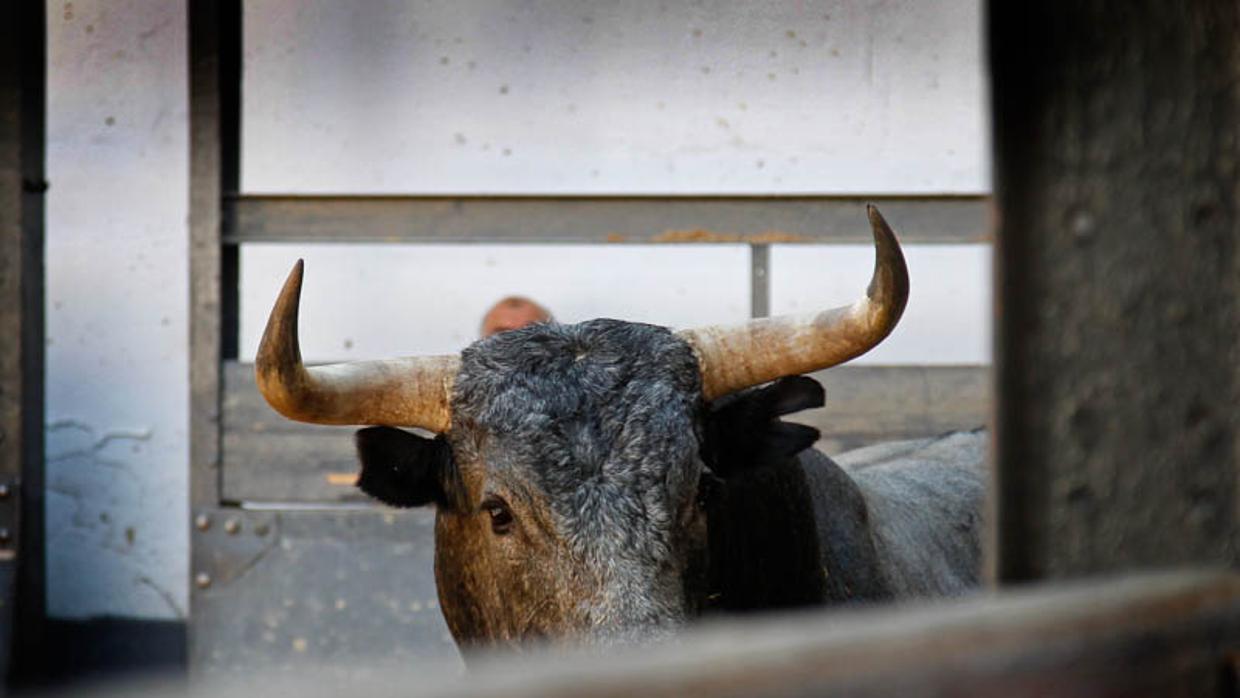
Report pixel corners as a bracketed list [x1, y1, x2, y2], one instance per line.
[356, 427, 596, 648]
[433, 499, 587, 650]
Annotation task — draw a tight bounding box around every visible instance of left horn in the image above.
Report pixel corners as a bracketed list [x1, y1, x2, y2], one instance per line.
[255, 260, 459, 432]
[679, 204, 909, 401]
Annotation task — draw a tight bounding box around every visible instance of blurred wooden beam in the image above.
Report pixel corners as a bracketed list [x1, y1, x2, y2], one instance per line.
[108, 569, 1240, 697]
[990, 2, 1240, 581]
[444, 570, 1239, 698]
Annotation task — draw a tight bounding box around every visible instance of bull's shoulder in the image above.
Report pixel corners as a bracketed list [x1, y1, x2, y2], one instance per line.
[827, 429, 988, 599]
[790, 449, 894, 603]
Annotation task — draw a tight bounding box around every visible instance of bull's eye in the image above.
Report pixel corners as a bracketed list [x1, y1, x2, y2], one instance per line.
[482, 495, 514, 535]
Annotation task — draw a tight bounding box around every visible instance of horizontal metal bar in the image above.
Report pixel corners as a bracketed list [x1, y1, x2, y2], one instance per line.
[225, 194, 992, 245]
[749, 243, 770, 318]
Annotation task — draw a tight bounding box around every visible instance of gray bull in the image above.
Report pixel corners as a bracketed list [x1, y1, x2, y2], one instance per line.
[254, 206, 985, 651]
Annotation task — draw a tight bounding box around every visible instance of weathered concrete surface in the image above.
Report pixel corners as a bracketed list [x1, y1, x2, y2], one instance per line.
[190, 508, 457, 676]
[990, 3, 1240, 580]
[242, 0, 988, 195]
[45, 0, 189, 619]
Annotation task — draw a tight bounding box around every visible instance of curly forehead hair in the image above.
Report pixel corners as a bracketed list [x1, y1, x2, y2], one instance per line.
[450, 319, 705, 558]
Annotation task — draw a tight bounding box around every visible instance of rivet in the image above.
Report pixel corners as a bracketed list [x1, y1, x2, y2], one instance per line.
[195, 572, 212, 589]
[0, 483, 11, 499]
[224, 518, 240, 535]
[0, 529, 11, 544]
[194, 514, 211, 531]
[1069, 208, 1095, 241]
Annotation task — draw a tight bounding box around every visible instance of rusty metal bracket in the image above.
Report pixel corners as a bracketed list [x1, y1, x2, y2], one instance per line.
[0, 477, 20, 561]
[191, 508, 279, 592]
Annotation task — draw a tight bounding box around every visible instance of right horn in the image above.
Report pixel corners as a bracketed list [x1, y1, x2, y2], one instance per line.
[679, 204, 909, 401]
[255, 260, 459, 433]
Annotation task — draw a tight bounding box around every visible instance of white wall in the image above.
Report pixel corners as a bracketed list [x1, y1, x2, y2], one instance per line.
[240, 244, 750, 361]
[46, 0, 189, 620]
[239, 242, 991, 366]
[243, 0, 988, 194]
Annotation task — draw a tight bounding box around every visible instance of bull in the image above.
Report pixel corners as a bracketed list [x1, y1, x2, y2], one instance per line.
[254, 206, 985, 651]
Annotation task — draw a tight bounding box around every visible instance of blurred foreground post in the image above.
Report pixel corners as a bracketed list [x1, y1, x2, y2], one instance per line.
[56, 570, 1240, 698]
[990, 2, 1240, 581]
[0, 0, 46, 687]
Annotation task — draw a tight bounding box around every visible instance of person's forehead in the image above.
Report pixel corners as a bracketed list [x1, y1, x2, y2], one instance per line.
[489, 303, 542, 322]
[481, 303, 546, 335]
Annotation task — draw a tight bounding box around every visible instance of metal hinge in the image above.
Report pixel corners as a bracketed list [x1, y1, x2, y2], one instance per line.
[0, 477, 19, 560]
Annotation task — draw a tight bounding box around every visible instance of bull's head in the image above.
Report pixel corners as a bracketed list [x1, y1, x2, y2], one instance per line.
[255, 206, 908, 651]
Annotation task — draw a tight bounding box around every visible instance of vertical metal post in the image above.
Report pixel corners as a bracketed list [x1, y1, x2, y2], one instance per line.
[0, 0, 45, 685]
[189, 0, 224, 514]
[989, 2, 1240, 582]
[188, 0, 241, 670]
[750, 243, 770, 318]
[219, 0, 241, 361]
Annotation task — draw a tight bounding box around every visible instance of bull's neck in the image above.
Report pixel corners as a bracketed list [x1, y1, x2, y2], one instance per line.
[698, 451, 892, 614]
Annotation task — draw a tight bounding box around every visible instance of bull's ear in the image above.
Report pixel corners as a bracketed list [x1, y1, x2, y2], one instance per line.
[704, 376, 824, 477]
[355, 427, 460, 509]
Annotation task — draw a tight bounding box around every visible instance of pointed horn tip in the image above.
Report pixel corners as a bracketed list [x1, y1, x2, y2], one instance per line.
[865, 204, 897, 248]
[275, 259, 306, 306]
[257, 259, 307, 375]
[861, 204, 903, 263]
[288, 258, 305, 285]
[863, 205, 909, 323]
[861, 204, 907, 303]
[864, 203, 882, 227]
